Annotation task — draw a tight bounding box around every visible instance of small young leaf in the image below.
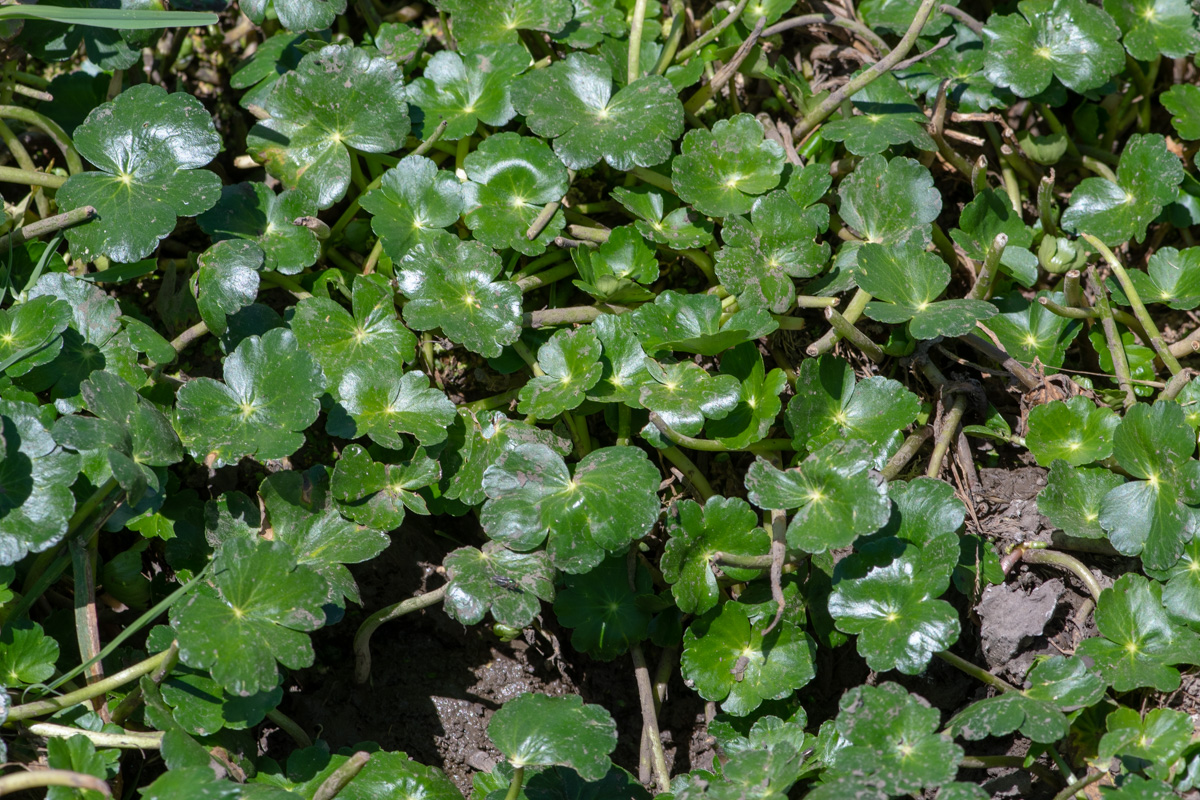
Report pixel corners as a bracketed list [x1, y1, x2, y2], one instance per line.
[481, 444, 661, 573]
[715, 191, 829, 313]
[444, 542, 555, 628]
[511, 52, 683, 170]
[1076, 574, 1200, 692]
[171, 537, 329, 695]
[197, 182, 321, 274]
[58, 84, 221, 263]
[1026, 397, 1119, 467]
[331, 443, 438, 531]
[193, 240, 262, 337]
[610, 186, 714, 249]
[0, 295, 73, 378]
[821, 71, 936, 156]
[518, 327, 603, 418]
[838, 154, 941, 245]
[639, 359, 741, 439]
[406, 44, 528, 140]
[705, 342, 788, 450]
[672, 115, 785, 217]
[333, 368, 456, 449]
[745, 441, 891, 553]
[360, 155, 465, 260]
[1098, 706, 1193, 779]
[681, 600, 816, 716]
[1038, 461, 1125, 539]
[982, 0, 1125, 96]
[176, 328, 324, 468]
[463, 132, 569, 256]
[440, 0, 573, 49]
[1061, 134, 1185, 246]
[488, 693, 617, 781]
[950, 189, 1038, 286]
[662, 496, 769, 614]
[630, 290, 777, 356]
[396, 236, 522, 358]
[0, 621, 60, 685]
[247, 44, 410, 209]
[986, 291, 1083, 370]
[553, 552, 652, 660]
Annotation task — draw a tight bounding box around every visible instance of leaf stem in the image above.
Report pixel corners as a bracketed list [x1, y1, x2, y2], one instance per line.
[0, 205, 96, 250]
[627, 0, 650, 83]
[24, 722, 163, 749]
[0, 164, 66, 189]
[630, 166, 676, 193]
[823, 307, 884, 362]
[267, 708, 313, 748]
[653, 0, 687, 75]
[516, 262, 575, 293]
[684, 17, 766, 115]
[1089, 266, 1138, 409]
[0, 770, 111, 796]
[965, 233, 1007, 301]
[674, 0, 750, 64]
[616, 403, 632, 446]
[1049, 770, 1107, 800]
[313, 752, 372, 800]
[505, 766, 525, 800]
[793, 0, 938, 140]
[1084, 233, 1182, 375]
[659, 446, 715, 500]
[935, 650, 1017, 693]
[1020, 548, 1103, 603]
[807, 288, 870, 356]
[1037, 171, 1058, 238]
[926, 394, 966, 478]
[8, 648, 172, 722]
[879, 426, 932, 481]
[763, 13, 889, 53]
[464, 388, 520, 412]
[354, 584, 448, 683]
[0, 104, 83, 175]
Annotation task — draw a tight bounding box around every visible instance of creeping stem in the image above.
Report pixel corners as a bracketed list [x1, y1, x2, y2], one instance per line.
[354, 584, 448, 683]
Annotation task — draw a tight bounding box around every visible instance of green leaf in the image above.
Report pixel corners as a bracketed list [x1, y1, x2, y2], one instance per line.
[986, 291, 1082, 370]
[439, 411, 572, 507]
[139, 768, 241, 800]
[860, 0, 956, 34]
[1089, 328, 1157, 397]
[839, 154, 941, 246]
[672, 114, 785, 217]
[260, 469, 390, 606]
[444, 542, 555, 628]
[821, 71, 936, 156]
[662, 496, 769, 614]
[681, 599, 816, 716]
[462, 132, 568, 256]
[629, 290, 777, 356]
[1025, 396, 1119, 467]
[197, 182, 321, 274]
[825, 682, 962, 795]
[171, 537, 329, 695]
[830, 542, 960, 674]
[1099, 401, 1200, 569]
[46, 735, 108, 800]
[406, 44, 528, 140]
[53, 370, 182, 504]
[609, 186, 714, 249]
[396, 236, 522, 358]
[332, 368, 456, 449]
[0, 399, 81, 565]
[1098, 706, 1193, 779]
[1161, 84, 1200, 140]
[586, 313, 655, 405]
[511, 52, 683, 170]
[193, 240, 262, 337]
[481, 444, 660, 573]
[488, 693, 617, 781]
[58, 83, 221, 263]
[1104, 0, 1199, 59]
[1038, 461, 1125, 539]
[947, 656, 1105, 743]
[247, 44, 410, 209]
[292, 276, 418, 394]
[241, 0, 345, 31]
[1061, 134, 1185, 246]
[951, 188, 1038, 286]
[786, 355, 921, 458]
[1144, 538, 1200, 627]
[361, 155, 464, 260]
[551, 0, 626, 47]
[553, 552, 652, 660]
[571, 226, 659, 289]
[745, 441, 891, 553]
[639, 359, 741, 439]
[440, 0, 573, 49]
[176, 328, 324, 468]
[1076, 574, 1200, 692]
[160, 663, 282, 736]
[857, 242, 996, 338]
[982, 0, 1125, 96]
[898, 24, 1009, 113]
[518, 327, 603, 418]
[0, 621, 60, 685]
[0, 295, 73, 378]
[325, 750, 464, 800]
[1109, 246, 1200, 310]
[705, 342, 788, 450]
[715, 191, 829, 313]
[331, 443, 438, 530]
